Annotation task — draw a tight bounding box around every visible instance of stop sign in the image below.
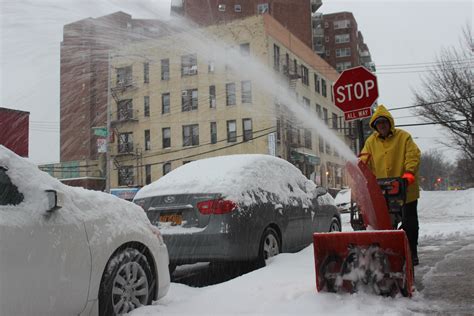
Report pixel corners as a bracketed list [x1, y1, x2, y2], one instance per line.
[333, 66, 378, 120]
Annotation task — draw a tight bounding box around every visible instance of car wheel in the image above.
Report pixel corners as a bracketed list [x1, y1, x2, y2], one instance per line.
[99, 248, 155, 316]
[329, 217, 341, 232]
[257, 227, 280, 267]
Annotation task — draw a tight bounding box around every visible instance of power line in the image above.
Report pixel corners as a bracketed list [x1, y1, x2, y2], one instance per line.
[113, 129, 276, 170]
[388, 96, 472, 111]
[396, 119, 468, 127]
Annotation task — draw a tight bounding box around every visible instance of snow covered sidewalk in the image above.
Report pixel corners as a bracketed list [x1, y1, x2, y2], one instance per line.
[132, 189, 473, 315]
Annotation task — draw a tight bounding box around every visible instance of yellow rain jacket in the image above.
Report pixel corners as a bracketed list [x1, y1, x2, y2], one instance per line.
[361, 105, 421, 203]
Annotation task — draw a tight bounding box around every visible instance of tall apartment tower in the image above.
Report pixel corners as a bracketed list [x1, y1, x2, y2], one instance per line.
[60, 12, 166, 163]
[311, 11, 375, 72]
[171, 0, 322, 49]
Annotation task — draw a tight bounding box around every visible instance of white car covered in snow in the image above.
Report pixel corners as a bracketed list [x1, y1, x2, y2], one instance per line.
[0, 146, 170, 316]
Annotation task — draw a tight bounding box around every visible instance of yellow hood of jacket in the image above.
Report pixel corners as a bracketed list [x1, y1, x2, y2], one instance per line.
[362, 105, 421, 202]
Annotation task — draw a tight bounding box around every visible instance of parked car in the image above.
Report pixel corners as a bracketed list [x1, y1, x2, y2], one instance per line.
[334, 188, 352, 213]
[0, 146, 170, 316]
[133, 154, 341, 271]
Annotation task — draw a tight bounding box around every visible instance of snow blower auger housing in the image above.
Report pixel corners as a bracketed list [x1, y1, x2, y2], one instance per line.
[313, 159, 414, 297]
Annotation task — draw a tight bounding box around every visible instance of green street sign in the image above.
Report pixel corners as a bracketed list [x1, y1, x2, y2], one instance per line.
[93, 127, 108, 137]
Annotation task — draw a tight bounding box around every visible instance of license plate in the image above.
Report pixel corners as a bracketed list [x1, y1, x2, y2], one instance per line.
[160, 213, 182, 225]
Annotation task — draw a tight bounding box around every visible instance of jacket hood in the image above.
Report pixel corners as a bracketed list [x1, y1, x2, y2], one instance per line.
[369, 104, 395, 133]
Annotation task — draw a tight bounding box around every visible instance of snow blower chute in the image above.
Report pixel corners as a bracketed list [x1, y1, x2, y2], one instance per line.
[313, 158, 414, 297]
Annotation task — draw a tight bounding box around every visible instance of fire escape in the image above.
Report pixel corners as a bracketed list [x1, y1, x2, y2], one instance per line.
[109, 67, 143, 187]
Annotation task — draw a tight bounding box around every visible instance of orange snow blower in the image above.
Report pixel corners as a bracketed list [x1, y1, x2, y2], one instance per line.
[313, 157, 414, 297]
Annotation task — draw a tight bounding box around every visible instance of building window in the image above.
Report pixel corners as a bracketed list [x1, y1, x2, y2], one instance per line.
[162, 127, 171, 148]
[293, 59, 298, 75]
[163, 162, 171, 176]
[210, 122, 217, 144]
[273, 44, 280, 71]
[117, 99, 133, 120]
[332, 113, 338, 130]
[321, 78, 327, 97]
[301, 65, 309, 85]
[304, 129, 312, 149]
[234, 4, 242, 12]
[257, 3, 269, 14]
[208, 60, 215, 73]
[162, 93, 170, 114]
[336, 61, 352, 72]
[335, 47, 351, 58]
[183, 124, 199, 146]
[116, 66, 132, 86]
[161, 59, 169, 80]
[118, 132, 133, 153]
[276, 118, 281, 141]
[144, 129, 151, 151]
[284, 53, 290, 74]
[314, 74, 320, 93]
[145, 164, 151, 185]
[218, 4, 226, 11]
[226, 83, 236, 106]
[335, 34, 350, 44]
[143, 62, 149, 83]
[227, 120, 237, 142]
[319, 136, 325, 153]
[209, 85, 216, 108]
[242, 118, 253, 141]
[182, 89, 198, 111]
[334, 19, 351, 29]
[118, 166, 134, 186]
[181, 54, 198, 76]
[240, 43, 250, 56]
[144, 96, 150, 117]
[241, 80, 252, 103]
[323, 108, 328, 125]
[302, 97, 310, 108]
[316, 104, 322, 118]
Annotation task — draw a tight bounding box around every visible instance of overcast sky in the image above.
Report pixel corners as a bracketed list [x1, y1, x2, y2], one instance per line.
[1, 0, 472, 164]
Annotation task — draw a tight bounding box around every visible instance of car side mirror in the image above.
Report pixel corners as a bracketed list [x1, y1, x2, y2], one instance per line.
[315, 186, 328, 197]
[46, 190, 63, 213]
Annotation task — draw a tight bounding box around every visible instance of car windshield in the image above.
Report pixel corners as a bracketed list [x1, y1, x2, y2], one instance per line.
[0, 167, 24, 206]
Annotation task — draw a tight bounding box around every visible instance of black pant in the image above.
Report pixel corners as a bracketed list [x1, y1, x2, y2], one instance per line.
[402, 200, 419, 258]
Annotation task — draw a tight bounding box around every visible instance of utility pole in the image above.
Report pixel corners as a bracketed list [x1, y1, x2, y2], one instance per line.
[106, 52, 111, 193]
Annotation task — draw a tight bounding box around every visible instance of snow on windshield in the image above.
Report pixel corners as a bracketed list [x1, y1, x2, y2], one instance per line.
[134, 154, 319, 206]
[335, 189, 351, 205]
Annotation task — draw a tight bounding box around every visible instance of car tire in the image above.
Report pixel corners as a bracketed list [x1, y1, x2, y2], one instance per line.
[329, 217, 341, 232]
[256, 227, 281, 268]
[99, 248, 155, 316]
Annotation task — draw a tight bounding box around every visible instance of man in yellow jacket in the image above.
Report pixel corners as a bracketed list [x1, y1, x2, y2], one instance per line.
[361, 105, 421, 265]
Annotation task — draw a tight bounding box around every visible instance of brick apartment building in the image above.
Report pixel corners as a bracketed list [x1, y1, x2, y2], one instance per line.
[56, 11, 171, 189]
[171, 0, 322, 49]
[312, 11, 375, 72]
[0, 107, 29, 157]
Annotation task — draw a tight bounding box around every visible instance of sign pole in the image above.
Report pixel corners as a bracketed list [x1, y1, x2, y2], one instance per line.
[357, 119, 365, 152]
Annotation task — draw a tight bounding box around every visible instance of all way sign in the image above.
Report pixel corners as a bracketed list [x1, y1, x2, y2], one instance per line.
[344, 107, 372, 120]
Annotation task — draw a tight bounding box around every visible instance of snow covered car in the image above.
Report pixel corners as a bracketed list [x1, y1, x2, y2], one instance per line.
[133, 154, 341, 271]
[0, 146, 170, 316]
[334, 188, 351, 213]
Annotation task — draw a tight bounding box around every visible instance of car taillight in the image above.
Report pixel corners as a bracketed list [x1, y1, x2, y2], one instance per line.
[197, 199, 237, 215]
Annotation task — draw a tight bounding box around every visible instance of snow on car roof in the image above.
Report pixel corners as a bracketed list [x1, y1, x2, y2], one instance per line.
[335, 188, 351, 205]
[0, 146, 151, 244]
[134, 154, 319, 206]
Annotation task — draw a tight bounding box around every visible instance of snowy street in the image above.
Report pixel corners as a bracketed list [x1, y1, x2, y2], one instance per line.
[132, 189, 474, 315]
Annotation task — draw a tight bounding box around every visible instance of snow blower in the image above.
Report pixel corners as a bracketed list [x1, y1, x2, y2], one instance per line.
[313, 158, 414, 297]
